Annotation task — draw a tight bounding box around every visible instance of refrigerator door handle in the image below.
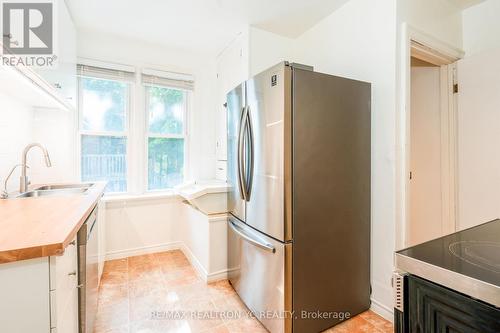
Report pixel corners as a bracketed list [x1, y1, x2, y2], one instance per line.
[245, 106, 254, 200]
[237, 106, 248, 201]
[229, 220, 276, 253]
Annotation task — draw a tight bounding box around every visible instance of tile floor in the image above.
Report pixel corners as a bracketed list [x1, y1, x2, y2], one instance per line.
[94, 250, 393, 333]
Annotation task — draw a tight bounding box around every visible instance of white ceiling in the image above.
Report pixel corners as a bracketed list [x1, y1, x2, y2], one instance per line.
[65, 0, 350, 54]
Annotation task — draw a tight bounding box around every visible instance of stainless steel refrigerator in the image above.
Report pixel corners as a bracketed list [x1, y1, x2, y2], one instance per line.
[226, 62, 371, 333]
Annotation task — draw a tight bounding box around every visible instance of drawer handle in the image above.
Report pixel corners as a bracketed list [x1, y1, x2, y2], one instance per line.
[69, 240, 76, 246]
[68, 271, 77, 276]
[229, 220, 276, 253]
[77, 284, 84, 289]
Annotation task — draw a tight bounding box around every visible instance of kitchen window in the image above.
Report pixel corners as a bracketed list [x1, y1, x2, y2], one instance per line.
[78, 65, 134, 193]
[78, 64, 193, 195]
[142, 70, 193, 191]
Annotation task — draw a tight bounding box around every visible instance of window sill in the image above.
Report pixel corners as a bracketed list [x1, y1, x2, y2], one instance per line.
[102, 190, 180, 207]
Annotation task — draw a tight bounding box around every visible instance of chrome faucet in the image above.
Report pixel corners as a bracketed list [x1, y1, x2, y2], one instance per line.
[19, 143, 52, 193]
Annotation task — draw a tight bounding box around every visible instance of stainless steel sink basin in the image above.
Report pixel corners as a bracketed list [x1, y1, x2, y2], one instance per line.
[15, 184, 92, 198]
[16, 188, 89, 198]
[34, 183, 93, 191]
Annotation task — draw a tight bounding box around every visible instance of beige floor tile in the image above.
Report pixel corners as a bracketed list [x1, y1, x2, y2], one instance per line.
[96, 250, 393, 333]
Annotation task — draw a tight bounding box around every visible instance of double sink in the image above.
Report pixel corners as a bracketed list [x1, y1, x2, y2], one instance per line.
[15, 183, 94, 198]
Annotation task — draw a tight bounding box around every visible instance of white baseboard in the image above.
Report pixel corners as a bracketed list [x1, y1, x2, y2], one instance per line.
[179, 243, 209, 281]
[105, 242, 183, 261]
[106, 241, 229, 283]
[370, 298, 394, 322]
[206, 269, 229, 282]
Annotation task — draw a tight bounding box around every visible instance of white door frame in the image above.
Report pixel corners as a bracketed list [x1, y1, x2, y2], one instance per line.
[396, 24, 464, 249]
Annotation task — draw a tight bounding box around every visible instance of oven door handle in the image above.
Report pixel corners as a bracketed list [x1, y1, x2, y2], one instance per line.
[229, 220, 275, 253]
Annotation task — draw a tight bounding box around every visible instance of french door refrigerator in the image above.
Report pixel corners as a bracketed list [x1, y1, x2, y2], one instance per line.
[227, 62, 371, 333]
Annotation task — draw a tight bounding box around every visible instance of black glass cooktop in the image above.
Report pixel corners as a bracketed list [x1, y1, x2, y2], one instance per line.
[398, 219, 500, 288]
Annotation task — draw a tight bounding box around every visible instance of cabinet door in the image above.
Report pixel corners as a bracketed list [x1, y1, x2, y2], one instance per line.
[50, 236, 79, 333]
[215, 34, 248, 163]
[0, 258, 51, 333]
[408, 276, 500, 332]
[33, 0, 77, 107]
[216, 99, 228, 161]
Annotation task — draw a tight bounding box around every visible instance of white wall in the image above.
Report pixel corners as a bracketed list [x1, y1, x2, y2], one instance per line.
[104, 197, 183, 258]
[397, 0, 463, 49]
[248, 27, 294, 77]
[291, 0, 397, 319]
[30, 108, 77, 184]
[0, 93, 34, 193]
[456, 49, 500, 230]
[462, 0, 500, 56]
[105, 196, 228, 281]
[77, 29, 218, 182]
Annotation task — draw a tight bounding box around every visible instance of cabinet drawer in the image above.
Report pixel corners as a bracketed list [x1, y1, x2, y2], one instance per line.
[49, 236, 78, 330]
[50, 237, 78, 292]
[55, 286, 78, 333]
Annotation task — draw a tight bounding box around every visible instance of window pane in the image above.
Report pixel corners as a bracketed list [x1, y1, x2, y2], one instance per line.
[148, 138, 184, 190]
[147, 86, 185, 135]
[81, 78, 128, 132]
[81, 135, 127, 192]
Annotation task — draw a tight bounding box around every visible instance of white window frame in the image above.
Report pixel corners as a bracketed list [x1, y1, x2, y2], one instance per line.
[76, 61, 194, 196]
[143, 83, 190, 192]
[77, 75, 132, 195]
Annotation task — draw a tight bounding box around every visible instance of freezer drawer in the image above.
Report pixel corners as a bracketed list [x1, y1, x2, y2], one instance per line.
[228, 217, 291, 333]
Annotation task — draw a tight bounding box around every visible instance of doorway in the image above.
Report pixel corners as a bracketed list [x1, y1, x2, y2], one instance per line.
[407, 40, 460, 247]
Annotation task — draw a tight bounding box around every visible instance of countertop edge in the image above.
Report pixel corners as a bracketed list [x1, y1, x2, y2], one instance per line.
[0, 183, 105, 264]
[395, 253, 500, 308]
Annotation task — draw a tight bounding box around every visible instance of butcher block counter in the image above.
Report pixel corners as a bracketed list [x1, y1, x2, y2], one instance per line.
[0, 182, 105, 264]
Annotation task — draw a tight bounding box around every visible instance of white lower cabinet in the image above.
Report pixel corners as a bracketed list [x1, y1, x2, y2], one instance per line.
[0, 236, 79, 333]
[49, 237, 79, 333]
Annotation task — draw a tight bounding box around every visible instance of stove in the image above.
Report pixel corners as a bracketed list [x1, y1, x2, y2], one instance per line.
[396, 219, 500, 307]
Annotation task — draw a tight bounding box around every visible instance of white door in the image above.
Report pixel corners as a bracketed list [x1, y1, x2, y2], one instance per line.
[409, 64, 443, 246]
[457, 49, 500, 230]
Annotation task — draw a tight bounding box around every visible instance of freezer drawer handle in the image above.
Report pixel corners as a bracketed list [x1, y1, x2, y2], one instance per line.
[229, 220, 276, 253]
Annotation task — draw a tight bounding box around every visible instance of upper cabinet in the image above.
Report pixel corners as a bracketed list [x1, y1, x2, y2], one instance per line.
[33, 0, 77, 109]
[215, 33, 249, 165]
[0, 0, 76, 111]
[214, 27, 293, 168]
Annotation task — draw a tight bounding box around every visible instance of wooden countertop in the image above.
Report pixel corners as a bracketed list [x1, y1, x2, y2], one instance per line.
[0, 182, 106, 264]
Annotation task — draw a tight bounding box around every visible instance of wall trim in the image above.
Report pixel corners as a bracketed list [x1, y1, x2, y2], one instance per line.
[105, 241, 229, 283]
[179, 242, 209, 281]
[396, 23, 463, 250]
[370, 298, 394, 323]
[105, 241, 183, 261]
[206, 269, 229, 282]
[208, 213, 229, 223]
